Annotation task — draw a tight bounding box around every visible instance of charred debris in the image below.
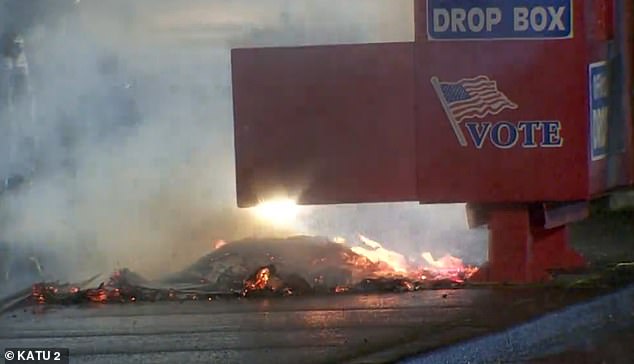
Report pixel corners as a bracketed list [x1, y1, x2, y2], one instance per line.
[2, 236, 476, 312]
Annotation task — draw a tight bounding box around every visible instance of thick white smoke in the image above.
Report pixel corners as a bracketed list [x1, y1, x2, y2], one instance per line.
[0, 0, 484, 290]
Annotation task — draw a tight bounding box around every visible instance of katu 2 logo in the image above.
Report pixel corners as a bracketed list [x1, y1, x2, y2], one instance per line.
[431, 75, 563, 149]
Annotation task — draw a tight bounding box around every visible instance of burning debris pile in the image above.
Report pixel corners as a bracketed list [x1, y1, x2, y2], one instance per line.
[2, 236, 478, 309]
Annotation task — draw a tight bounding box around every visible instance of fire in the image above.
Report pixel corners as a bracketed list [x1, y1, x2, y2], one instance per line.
[214, 240, 227, 249]
[401, 280, 415, 291]
[421, 252, 479, 283]
[86, 289, 108, 303]
[31, 283, 73, 304]
[339, 235, 411, 275]
[15, 235, 479, 310]
[351, 235, 410, 274]
[244, 266, 271, 292]
[340, 234, 478, 284]
[31, 284, 48, 304]
[422, 252, 463, 269]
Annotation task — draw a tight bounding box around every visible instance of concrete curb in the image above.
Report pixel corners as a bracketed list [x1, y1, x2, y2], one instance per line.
[400, 284, 634, 364]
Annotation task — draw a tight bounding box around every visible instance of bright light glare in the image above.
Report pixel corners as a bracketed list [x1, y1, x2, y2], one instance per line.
[251, 198, 300, 227]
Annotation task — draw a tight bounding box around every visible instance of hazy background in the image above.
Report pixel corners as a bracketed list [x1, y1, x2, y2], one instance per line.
[0, 0, 486, 285]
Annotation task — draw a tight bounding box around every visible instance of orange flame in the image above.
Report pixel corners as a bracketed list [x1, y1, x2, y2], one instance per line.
[339, 234, 478, 284]
[421, 252, 479, 282]
[244, 267, 271, 292]
[25, 235, 479, 307]
[214, 240, 227, 250]
[346, 235, 411, 274]
[87, 289, 108, 303]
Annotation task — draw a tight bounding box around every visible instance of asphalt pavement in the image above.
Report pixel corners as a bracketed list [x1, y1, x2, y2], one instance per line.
[0, 286, 621, 364]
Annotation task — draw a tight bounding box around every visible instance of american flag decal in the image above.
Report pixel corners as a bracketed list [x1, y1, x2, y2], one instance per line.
[431, 76, 518, 146]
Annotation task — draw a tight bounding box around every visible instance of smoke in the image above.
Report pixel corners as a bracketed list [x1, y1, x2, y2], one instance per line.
[0, 0, 484, 288]
[300, 203, 487, 265]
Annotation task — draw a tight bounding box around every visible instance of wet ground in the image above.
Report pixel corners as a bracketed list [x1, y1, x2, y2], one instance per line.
[1, 210, 633, 363]
[0, 285, 627, 364]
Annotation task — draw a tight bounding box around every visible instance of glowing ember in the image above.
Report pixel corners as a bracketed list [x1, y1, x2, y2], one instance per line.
[244, 266, 271, 293]
[214, 240, 227, 250]
[402, 280, 415, 292]
[31, 284, 47, 304]
[9, 236, 479, 310]
[87, 289, 108, 303]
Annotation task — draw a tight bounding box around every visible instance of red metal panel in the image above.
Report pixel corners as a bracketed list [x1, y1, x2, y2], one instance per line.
[414, 0, 590, 203]
[618, 0, 634, 188]
[470, 205, 586, 283]
[231, 1, 633, 207]
[231, 43, 417, 207]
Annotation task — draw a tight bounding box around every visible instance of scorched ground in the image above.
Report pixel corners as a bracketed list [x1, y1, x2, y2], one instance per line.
[3, 236, 478, 309]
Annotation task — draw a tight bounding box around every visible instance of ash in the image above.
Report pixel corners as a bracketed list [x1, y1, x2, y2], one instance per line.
[1, 236, 472, 311]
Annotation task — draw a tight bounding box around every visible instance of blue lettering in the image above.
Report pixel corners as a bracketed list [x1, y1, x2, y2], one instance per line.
[463, 120, 564, 149]
[517, 121, 542, 148]
[542, 121, 563, 147]
[490, 122, 518, 149]
[465, 122, 492, 148]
